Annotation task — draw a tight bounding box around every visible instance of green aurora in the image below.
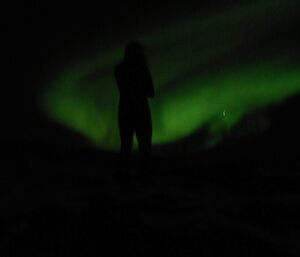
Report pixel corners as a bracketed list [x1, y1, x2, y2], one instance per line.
[40, 0, 300, 151]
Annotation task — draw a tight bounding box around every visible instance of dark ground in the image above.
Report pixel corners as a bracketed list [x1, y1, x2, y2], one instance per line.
[1, 123, 300, 257]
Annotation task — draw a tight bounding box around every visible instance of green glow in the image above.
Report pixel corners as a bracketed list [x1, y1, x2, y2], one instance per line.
[39, 0, 300, 151]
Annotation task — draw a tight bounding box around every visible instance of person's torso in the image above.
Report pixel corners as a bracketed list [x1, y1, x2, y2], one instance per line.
[116, 61, 149, 101]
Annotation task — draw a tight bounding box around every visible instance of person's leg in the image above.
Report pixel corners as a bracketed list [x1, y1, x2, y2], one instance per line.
[119, 127, 134, 172]
[136, 104, 153, 184]
[117, 107, 134, 183]
[136, 102, 152, 151]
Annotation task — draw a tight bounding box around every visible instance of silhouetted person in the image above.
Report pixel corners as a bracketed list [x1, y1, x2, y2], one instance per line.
[114, 41, 154, 184]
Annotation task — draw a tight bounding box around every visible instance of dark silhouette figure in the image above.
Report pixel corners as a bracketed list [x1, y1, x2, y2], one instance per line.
[114, 41, 154, 183]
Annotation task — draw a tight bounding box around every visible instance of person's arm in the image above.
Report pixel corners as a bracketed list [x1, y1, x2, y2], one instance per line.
[115, 64, 128, 96]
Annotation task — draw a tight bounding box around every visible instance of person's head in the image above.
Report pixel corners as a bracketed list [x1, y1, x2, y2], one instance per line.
[124, 41, 147, 64]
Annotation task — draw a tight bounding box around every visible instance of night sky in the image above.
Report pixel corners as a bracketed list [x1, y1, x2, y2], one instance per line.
[4, 0, 300, 154]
